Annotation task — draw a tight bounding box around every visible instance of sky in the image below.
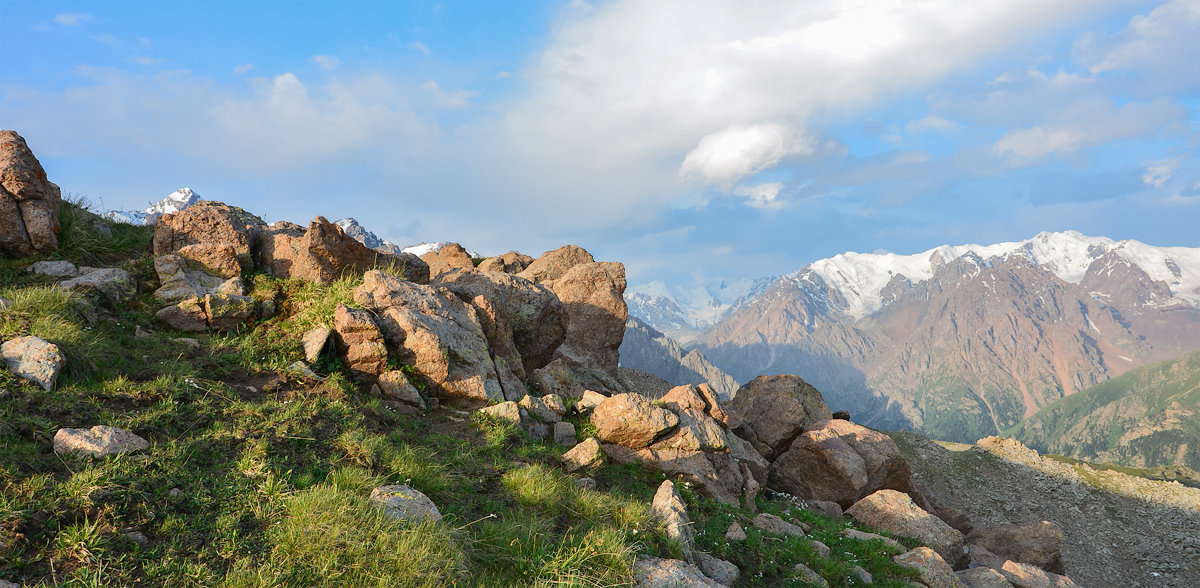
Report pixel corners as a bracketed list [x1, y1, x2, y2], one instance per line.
[2, 0, 1199, 293]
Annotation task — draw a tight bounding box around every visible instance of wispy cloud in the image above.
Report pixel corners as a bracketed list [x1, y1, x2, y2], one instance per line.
[129, 56, 166, 66]
[312, 55, 340, 70]
[53, 12, 92, 27]
[420, 79, 475, 108]
[233, 63, 256, 76]
[906, 115, 960, 134]
[408, 41, 431, 56]
[993, 97, 1186, 161]
[1142, 155, 1185, 188]
[91, 34, 120, 46]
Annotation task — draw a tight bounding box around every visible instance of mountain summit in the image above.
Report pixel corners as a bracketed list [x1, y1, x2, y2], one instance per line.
[103, 187, 201, 225]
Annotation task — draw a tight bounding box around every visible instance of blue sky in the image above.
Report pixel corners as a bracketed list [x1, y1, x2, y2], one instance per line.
[3, 0, 1198, 291]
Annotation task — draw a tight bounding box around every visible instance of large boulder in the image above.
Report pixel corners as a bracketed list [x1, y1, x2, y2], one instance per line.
[152, 201, 264, 273]
[724, 375, 832, 459]
[545, 261, 627, 376]
[258, 216, 426, 284]
[847, 490, 966, 568]
[769, 418, 917, 508]
[432, 268, 568, 372]
[591, 393, 678, 448]
[153, 254, 242, 303]
[967, 521, 1064, 575]
[421, 243, 475, 278]
[517, 245, 594, 284]
[894, 547, 964, 588]
[2, 336, 65, 390]
[633, 557, 723, 588]
[466, 293, 526, 399]
[354, 270, 501, 401]
[477, 251, 533, 274]
[0, 131, 60, 257]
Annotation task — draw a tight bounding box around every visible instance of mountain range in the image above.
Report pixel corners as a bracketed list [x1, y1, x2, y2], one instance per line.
[629, 231, 1200, 445]
[103, 187, 201, 225]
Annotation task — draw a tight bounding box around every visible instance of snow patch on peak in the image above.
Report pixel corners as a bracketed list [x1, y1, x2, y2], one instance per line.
[103, 187, 201, 225]
[401, 242, 482, 259]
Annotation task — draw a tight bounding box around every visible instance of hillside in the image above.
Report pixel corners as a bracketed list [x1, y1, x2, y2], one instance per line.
[1010, 349, 1200, 470]
[618, 317, 739, 401]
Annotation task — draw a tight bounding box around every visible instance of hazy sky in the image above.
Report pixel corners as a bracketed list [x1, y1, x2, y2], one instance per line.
[3, 0, 1198, 290]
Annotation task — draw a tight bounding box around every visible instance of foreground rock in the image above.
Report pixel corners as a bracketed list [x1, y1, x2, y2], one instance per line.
[592, 393, 679, 448]
[354, 270, 501, 401]
[368, 485, 442, 524]
[153, 254, 242, 303]
[156, 293, 255, 332]
[2, 336, 65, 390]
[53, 426, 148, 457]
[769, 418, 918, 508]
[259, 217, 428, 283]
[894, 547, 964, 588]
[632, 557, 724, 588]
[421, 242, 475, 278]
[333, 303, 388, 381]
[724, 375, 831, 459]
[477, 251, 533, 274]
[847, 489, 965, 568]
[153, 201, 263, 273]
[0, 130, 61, 257]
[651, 480, 694, 556]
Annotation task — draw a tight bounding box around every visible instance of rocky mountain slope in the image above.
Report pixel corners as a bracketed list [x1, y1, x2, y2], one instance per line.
[334, 217, 403, 254]
[686, 231, 1200, 443]
[1010, 349, 1200, 470]
[618, 317, 739, 401]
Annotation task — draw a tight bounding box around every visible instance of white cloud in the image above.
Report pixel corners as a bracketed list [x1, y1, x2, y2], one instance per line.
[1142, 155, 1184, 188]
[54, 13, 92, 27]
[91, 34, 120, 46]
[732, 182, 785, 209]
[129, 56, 166, 66]
[906, 115, 961, 134]
[495, 71, 514, 79]
[680, 123, 814, 188]
[1078, 0, 1200, 82]
[312, 55, 340, 70]
[420, 80, 475, 108]
[993, 97, 1186, 161]
[233, 63, 256, 76]
[408, 41, 431, 56]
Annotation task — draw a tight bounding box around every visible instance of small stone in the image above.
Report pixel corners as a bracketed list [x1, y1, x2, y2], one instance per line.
[802, 500, 844, 520]
[134, 325, 153, 339]
[575, 477, 597, 491]
[696, 552, 739, 585]
[0, 579, 20, 588]
[172, 337, 202, 349]
[369, 484, 442, 524]
[792, 563, 829, 587]
[286, 361, 319, 379]
[480, 401, 523, 424]
[61, 267, 137, 305]
[574, 389, 607, 413]
[811, 539, 831, 558]
[553, 421, 577, 445]
[53, 426, 148, 457]
[850, 566, 873, 584]
[302, 327, 332, 363]
[633, 557, 723, 588]
[841, 528, 905, 552]
[832, 410, 851, 420]
[956, 567, 1013, 588]
[376, 370, 424, 408]
[752, 512, 809, 537]
[169, 487, 183, 498]
[258, 299, 277, 319]
[29, 260, 79, 277]
[2, 335, 65, 390]
[122, 529, 149, 546]
[562, 437, 603, 473]
[725, 522, 746, 542]
[520, 394, 563, 423]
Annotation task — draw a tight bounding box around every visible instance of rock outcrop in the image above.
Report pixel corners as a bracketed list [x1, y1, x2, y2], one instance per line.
[724, 375, 832, 459]
[0, 131, 61, 257]
[967, 521, 1065, 575]
[477, 251, 533, 274]
[421, 242, 475, 278]
[259, 216, 427, 284]
[847, 489, 966, 568]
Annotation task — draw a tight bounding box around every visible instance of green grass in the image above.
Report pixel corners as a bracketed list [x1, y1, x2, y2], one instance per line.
[2, 232, 959, 587]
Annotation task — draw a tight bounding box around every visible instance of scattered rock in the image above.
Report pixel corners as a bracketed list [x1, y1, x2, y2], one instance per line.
[894, 547, 964, 588]
[172, 337, 201, 349]
[333, 303, 388, 381]
[651, 480, 694, 555]
[847, 490, 965, 568]
[575, 477, 596, 491]
[696, 552, 739, 586]
[60, 268, 137, 305]
[374, 370, 424, 408]
[1, 336, 65, 390]
[725, 522, 746, 541]
[996, 560, 1077, 588]
[302, 327, 333, 363]
[519, 393, 565, 423]
[850, 565, 873, 585]
[801, 500, 843, 520]
[285, 361, 319, 379]
[967, 521, 1064, 575]
[956, 567, 1014, 588]
[175, 242, 242, 278]
[529, 358, 585, 399]
[204, 293, 255, 331]
[591, 393, 679, 448]
[156, 297, 208, 332]
[421, 242, 475, 278]
[153, 254, 234, 303]
[561, 437, 603, 473]
[29, 260, 78, 277]
[574, 389, 608, 414]
[752, 513, 809, 537]
[53, 426, 148, 457]
[477, 251, 533, 274]
[724, 375, 832, 459]
[652, 403, 728, 452]
[480, 401, 523, 424]
[368, 485, 442, 524]
[633, 557, 723, 588]
[840, 528, 905, 552]
[810, 539, 831, 558]
[553, 421, 576, 445]
[792, 563, 829, 587]
[122, 529, 149, 546]
[832, 410, 851, 420]
[727, 433, 770, 488]
[0, 130, 61, 257]
[354, 270, 502, 400]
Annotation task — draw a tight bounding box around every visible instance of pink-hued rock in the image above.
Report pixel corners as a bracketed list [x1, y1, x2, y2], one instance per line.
[0, 131, 61, 257]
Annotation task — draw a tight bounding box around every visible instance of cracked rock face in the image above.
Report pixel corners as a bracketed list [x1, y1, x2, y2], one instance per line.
[0, 130, 61, 257]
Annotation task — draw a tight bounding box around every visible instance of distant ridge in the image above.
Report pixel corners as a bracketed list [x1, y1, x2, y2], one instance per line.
[103, 188, 201, 225]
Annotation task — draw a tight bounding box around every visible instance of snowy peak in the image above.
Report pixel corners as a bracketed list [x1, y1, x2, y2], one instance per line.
[103, 187, 201, 225]
[334, 218, 402, 254]
[401, 242, 482, 259]
[793, 231, 1200, 319]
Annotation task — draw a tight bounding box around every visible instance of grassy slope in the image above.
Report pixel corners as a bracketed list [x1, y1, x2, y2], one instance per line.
[1008, 349, 1200, 473]
[2, 203, 926, 587]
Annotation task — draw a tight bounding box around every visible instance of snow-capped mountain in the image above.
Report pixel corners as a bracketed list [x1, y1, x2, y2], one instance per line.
[334, 218, 403, 254]
[103, 188, 201, 225]
[788, 230, 1200, 319]
[402, 242, 482, 259]
[686, 230, 1200, 444]
[625, 277, 774, 343]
